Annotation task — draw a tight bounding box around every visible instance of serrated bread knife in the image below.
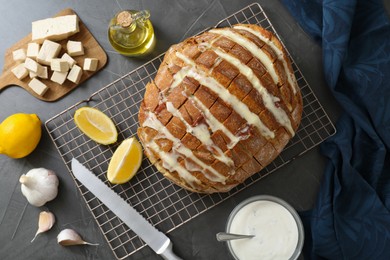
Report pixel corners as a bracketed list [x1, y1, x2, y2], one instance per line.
[71, 158, 182, 260]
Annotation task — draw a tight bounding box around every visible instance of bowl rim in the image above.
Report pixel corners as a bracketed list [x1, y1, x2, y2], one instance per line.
[225, 194, 305, 260]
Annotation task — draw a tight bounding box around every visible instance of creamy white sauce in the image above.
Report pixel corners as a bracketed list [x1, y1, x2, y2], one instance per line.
[228, 200, 299, 260]
[145, 139, 200, 187]
[233, 25, 298, 95]
[165, 102, 233, 167]
[170, 66, 191, 90]
[170, 54, 243, 148]
[208, 44, 294, 136]
[210, 29, 279, 85]
[176, 52, 275, 139]
[185, 93, 244, 150]
[143, 111, 226, 183]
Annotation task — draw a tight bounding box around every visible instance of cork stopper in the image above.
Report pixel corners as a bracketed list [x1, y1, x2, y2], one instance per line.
[116, 11, 133, 28]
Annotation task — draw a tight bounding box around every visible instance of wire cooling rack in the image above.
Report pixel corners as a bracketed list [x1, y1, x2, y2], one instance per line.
[45, 3, 335, 259]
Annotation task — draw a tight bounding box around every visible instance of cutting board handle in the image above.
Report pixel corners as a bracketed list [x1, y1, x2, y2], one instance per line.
[0, 71, 13, 91]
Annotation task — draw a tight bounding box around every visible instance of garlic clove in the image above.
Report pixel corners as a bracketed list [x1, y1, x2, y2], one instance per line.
[57, 229, 99, 246]
[31, 211, 55, 242]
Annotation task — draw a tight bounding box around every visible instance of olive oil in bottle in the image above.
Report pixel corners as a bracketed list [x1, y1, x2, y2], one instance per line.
[108, 10, 155, 56]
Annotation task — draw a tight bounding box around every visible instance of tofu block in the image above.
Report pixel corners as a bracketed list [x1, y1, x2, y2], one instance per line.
[29, 71, 38, 78]
[11, 63, 29, 80]
[13, 48, 26, 62]
[67, 65, 82, 83]
[27, 43, 40, 59]
[51, 71, 68, 85]
[66, 41, 84, 56]
[37, 66, 48, 79]
[37, 40, 62, 65]
[24, 58, 40, 73]
[61, 53, 77, 67]
[32, 14, 79, 43]
[83, 58, 99, 71]
[24, 57, 48, 78]
[28, 64, 47, 79]
[28, 78, 49, 96]
[51, 58, 69, 72]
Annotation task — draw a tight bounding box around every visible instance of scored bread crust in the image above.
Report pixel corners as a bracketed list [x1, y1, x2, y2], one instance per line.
[137, 24, 303, 193]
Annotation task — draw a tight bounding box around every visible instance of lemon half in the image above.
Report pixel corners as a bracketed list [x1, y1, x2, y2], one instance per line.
[74, 107, 118, 145]
[107, 137, 143, 184]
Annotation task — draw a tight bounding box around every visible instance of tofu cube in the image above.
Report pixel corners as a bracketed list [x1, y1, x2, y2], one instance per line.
[28, 78, 48, 96]
[29, 71, 38, 79]
[37, 40, 62, 65]
[12, 48, 26, 62]
[66, 41, 84, 56]
[24, 58, 40, 73]
[61, 53, 77, 68]
[32, 14, 79, 43]
[30, 69, 48, 79]
[67, 65, 82, 83]
[26, 43, 40, 59]
[37, 66, 48, 79]
[51, 58, 69, 72]
[24, 58, 47, 78]
[83, 58, 99, 71]
[11, 63, 29, 80]
[51, 71, 68, 85]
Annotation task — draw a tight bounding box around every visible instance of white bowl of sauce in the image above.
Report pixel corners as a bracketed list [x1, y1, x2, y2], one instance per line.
[225, 195, 304, 260]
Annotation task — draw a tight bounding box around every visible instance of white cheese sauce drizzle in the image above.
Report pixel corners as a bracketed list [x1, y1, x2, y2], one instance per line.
[143, 111, 227, 183]
[165, 101, 234, 167]
[210, 28, 280, 86]
[185, 93, 244, 150]
[144, 139, 200, 187]
[201, 42, 294, 136]
[169, 62, 247, 151]
[157, 72, 235, 168]
[175, 52, 275, 139]
[233, 25, 298, 95]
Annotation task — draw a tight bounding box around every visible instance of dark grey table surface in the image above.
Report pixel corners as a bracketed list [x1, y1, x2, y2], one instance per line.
[2, 0, 387, 259]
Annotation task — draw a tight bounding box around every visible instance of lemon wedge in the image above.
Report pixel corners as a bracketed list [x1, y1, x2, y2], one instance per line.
[107, 137, 143, 184]
[74, 107, 118, 145]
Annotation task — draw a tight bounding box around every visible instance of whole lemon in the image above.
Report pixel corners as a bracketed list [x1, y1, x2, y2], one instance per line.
[0, 113, 42, 159]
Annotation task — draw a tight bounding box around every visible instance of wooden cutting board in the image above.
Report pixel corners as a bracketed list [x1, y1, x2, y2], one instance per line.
[0, 8, 108, 102]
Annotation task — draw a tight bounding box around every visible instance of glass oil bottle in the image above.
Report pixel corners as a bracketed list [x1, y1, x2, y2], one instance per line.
[108, 10, 155, 57]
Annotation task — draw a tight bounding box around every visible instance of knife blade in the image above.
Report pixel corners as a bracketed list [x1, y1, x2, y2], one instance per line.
[71, 158, 182, 260]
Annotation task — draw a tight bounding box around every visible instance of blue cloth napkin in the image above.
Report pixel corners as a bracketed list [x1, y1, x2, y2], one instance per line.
[281, 0, 390, 259]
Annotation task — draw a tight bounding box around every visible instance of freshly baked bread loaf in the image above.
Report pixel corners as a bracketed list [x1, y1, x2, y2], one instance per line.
[138, 24, 302, 193]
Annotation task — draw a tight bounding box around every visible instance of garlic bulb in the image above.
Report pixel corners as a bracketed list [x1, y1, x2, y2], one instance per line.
[19, 168, 59, 207]
[31, 211, 55, 242]
[57, 229, 99, 246]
